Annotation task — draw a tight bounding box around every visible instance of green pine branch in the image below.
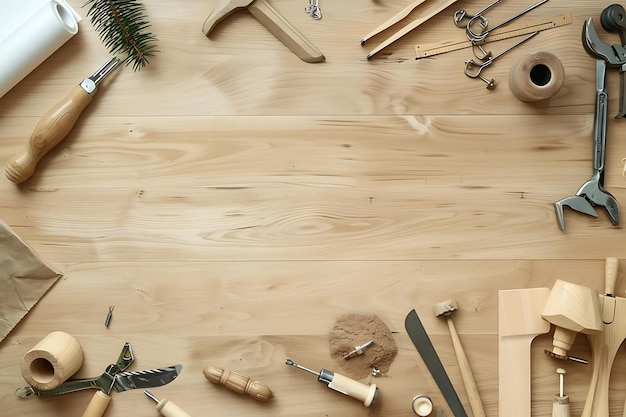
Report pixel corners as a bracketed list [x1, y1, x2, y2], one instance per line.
[83, 0, 159, 71]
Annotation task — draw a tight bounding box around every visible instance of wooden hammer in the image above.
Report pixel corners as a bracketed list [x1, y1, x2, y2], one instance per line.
[202, 0, 324, 63]
[434, 299, 486, 417]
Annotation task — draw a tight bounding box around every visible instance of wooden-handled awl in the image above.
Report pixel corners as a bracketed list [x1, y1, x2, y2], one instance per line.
[203, 365, 274, 401]
[5, 57, 120, 184]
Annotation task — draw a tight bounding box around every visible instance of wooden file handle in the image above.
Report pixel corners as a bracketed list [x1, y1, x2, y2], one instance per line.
[5, 84, 93, 184]
[203, 365, 274, 401]
[81, 391, 112, 417]
[446, 317, 486, 417]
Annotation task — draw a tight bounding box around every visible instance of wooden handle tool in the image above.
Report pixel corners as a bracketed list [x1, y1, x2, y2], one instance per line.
[5, 57, 119, 184]
[434, 299, 486, 417]
[145, 390, 191, 417]
[203, 365, 273, 401]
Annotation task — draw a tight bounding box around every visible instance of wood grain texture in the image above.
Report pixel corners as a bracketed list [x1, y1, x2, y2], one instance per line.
[2, 1, 626, 417]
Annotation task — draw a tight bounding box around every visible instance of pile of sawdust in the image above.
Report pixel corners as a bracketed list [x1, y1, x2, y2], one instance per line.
[328, 313, 398, 379]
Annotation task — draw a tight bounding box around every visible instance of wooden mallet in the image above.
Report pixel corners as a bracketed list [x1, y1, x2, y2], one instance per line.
[434, 299, 486, 417]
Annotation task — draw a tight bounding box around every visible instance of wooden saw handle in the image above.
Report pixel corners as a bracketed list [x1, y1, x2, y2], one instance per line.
[5, 84, 92, 184]
[203, 365, 274, 401]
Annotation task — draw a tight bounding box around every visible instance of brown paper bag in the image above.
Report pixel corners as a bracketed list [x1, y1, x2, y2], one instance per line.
[0, 219, 62, 342]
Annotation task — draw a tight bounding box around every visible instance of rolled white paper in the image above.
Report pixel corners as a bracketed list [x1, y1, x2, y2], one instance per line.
[0, 0, 80, 99]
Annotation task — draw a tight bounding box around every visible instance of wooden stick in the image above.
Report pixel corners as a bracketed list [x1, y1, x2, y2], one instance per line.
[582, 258, 624, 417]
[366, 0, 460, 59]
[360, 0, 428, 45]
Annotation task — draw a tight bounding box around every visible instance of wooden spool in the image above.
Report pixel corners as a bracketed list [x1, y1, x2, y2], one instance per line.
[20, 331, 84, 390]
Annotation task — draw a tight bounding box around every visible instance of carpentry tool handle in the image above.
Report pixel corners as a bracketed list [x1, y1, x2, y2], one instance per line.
[81, 391, 111, 417]
[5, 84, 93, 184]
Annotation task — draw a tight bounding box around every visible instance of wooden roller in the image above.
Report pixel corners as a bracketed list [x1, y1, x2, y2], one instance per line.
[203, 365, 273, 401]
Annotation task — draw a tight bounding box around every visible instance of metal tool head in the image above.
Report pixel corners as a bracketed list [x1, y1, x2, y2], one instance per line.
[601, 4, 626, 46]
[112, 364, 182, 392]
[202, 0, 256, 35]
[108, 342, 134, 375]
[576, 178, 620, 226]
[434, 299, 458, 317]
[583, 18, 626, 65]
[555, 196, 598, 230]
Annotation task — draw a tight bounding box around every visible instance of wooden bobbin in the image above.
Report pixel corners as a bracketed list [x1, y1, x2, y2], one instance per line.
[21, 331, 84, 390]
[508, 51, 565, 102]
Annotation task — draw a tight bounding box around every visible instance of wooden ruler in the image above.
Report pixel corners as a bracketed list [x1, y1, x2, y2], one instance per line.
[415, 12, 573, 59]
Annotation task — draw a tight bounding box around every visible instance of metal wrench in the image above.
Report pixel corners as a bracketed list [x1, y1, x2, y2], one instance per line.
[466, 0, 549, 43]
[583, 10, 626, 118]
[555, 58, 620, 230]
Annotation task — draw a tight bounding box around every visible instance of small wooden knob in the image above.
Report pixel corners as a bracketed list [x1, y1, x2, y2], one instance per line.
[203, 365, 273, 401]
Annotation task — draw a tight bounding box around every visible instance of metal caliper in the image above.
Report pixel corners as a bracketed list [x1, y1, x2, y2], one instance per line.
[554, 10, 625, 230]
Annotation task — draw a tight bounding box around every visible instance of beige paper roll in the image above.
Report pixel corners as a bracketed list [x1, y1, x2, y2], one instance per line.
[508, 52, 565, 102]
[21, 331, 84, 390]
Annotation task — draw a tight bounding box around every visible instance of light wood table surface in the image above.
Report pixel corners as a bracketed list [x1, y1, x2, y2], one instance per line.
[2, 0, 626, 416]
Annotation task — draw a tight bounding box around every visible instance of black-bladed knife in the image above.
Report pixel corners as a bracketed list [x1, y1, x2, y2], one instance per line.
[81, 364, 182, 417]
[405, 309, 467, 417]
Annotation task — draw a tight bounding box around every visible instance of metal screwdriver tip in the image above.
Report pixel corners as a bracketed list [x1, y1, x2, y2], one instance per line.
[285, 359, 319, 376]
[144, 389, 159, 403]
[344, 340, 374, 359]
[105, 305, 114, 327]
